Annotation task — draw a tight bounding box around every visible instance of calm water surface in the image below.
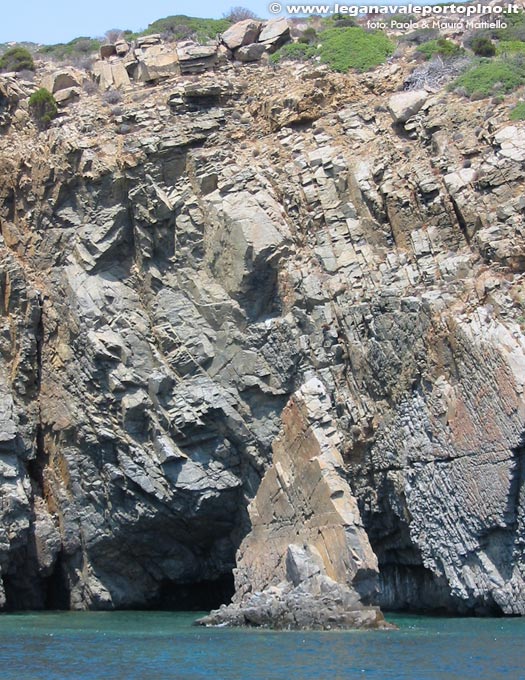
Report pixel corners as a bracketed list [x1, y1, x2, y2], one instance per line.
[0, 611, 523, 680]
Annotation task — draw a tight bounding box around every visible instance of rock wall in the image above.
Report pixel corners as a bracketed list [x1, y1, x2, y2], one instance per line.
[0, 54, 525, 620]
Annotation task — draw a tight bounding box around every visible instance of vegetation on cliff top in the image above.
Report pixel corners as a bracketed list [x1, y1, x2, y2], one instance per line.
[470, 36, 496, 57]
[453, 56, 525, 98]
[0, 46, 35, 72]
[38, 37, 102, 64]
[269, 42, 317, 64]
[271, 26, 395, 73]
[319, 27, 395, 72]
[510, 101, 525, 121]
[417, 37, 464, 60]
[139, 15, 231, 42]
[497, 40, 525, 55]
[3, 6, 525, 96]
[37, 15, 232, 62]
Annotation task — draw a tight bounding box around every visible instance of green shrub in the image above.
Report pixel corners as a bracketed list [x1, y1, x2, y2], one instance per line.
[298, 27, 318, 45]
[403, 28, 439, 45]
[140, 15, 230, 42]
[417, 38, 463, 60]
[471, 36, 496, 57]
[0, 46, 34, 72]
[39, 37, 101, 61]
[318, 27, 394, 72]
[332, 17, 358, 28]
[494, 10, 525, 42]
[497, 40, 525, 55]
[270, 42, 317, 63]
[463, 29, 490, 48]
[389, 13, 416, 23]
[453, 58, 525, 98]
[510, 101, 525, 120]
[28, 88, 58, 129]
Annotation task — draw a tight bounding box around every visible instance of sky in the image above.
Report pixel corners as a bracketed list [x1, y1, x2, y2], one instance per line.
[2, 0, 470, 45]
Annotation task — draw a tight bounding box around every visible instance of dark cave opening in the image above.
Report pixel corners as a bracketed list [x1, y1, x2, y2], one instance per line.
[370, 539, 505, 616]
[361, 500, 472, 615]
[376, 563, 467, 615]
[43, 553, 70, 610]
[148, 573, 235, 611]
[2, 549, 70, 612]
[2, 573, 23, 612]
[241, 260, 282, 322]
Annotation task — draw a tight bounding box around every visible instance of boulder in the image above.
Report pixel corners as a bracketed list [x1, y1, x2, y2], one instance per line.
[235, 43, 268, 62]
[387, 89, 428, 123]
[100, 44, 117, 59]
[136, 34, 162, 48]
[168, 82, 237, 112]
[122, 51, 138, 75]
[42, 70, 80, 94]
[177, 43, 217, 74]
[258, 18, 290, 49]
[114, 40, 130, 56]
[134, 46, 180, 82]
[54, 87, 81, 106]
[221, 19, 261, 50]
[110, 61, 131, 89]
[494, 125, 525, 162]
[443, 167, 477, 195]
[92, 61, 131, 90]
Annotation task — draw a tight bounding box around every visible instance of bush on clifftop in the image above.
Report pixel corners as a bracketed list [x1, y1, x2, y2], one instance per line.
[510, 101, 525, 120]
[417, 38, 463, 60]
[271, 26, 394, 72]
[38, 37, 101, 63]
[141, 15, 231, 42]
[471, 36, 496, 57]
[0, 46, 35, 72]
[223, 6, 258, 22]
[318, 27, 394, 72]
[497, 40, 525, 55]
[453, 57, 525, 98]
[269, 42, 317, 64]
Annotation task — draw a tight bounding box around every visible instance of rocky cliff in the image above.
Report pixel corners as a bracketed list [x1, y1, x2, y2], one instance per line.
[1, 28, 525, 625]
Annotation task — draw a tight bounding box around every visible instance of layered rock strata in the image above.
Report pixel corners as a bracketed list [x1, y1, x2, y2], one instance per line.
[0, 51, 524, 623]
[198, 378, 388, 629]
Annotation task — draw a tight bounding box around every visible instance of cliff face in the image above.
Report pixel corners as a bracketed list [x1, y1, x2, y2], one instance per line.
[1, 54, 525, 620]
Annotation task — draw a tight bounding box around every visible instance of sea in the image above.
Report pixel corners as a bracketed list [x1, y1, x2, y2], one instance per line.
[0, 611, 523, 679]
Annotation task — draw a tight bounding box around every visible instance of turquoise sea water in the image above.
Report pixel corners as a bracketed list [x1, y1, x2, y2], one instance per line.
[0, 611, 523, 680]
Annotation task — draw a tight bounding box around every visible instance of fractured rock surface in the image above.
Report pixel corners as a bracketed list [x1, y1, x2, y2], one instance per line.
[198, 378, 388, 629]
[0, 48, 525, 624]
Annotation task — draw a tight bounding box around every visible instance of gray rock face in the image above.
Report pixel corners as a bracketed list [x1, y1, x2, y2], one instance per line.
[0, 58, 525, 624]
